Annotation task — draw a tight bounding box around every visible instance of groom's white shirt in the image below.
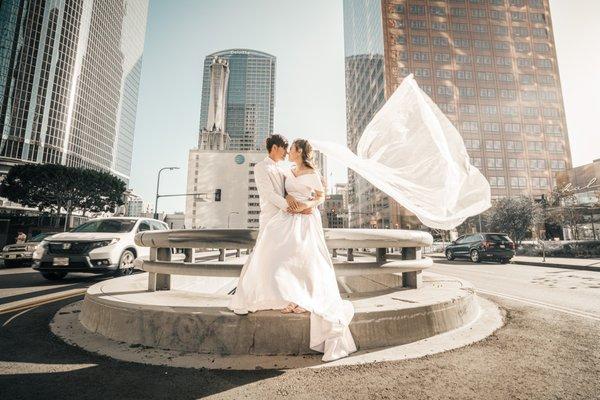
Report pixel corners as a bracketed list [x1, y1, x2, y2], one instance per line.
[254, 156, 288, 231]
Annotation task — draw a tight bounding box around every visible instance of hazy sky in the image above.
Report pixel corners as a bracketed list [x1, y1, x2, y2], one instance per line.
[130, 0, 599, 214]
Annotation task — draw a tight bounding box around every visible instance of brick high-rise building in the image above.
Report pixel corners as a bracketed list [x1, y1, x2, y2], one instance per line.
[343, 0, 572, 228]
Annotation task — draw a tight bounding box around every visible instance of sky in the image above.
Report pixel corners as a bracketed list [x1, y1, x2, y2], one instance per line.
[130, 0, 599, 214]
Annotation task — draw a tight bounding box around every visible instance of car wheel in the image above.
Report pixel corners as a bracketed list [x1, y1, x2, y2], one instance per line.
[445, 249, 455, 261]
[500, 258, 510, 264]
[41, 271, 67, 281]
[114, 250, 135, 277]
[470, 249, 481, 263]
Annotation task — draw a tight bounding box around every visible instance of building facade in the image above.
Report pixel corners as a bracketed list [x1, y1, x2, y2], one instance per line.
[185, 150, 267, 229]
[198, 49, 276, 151]
[0, 0, 149, 183]
[343, 0, 572, 228]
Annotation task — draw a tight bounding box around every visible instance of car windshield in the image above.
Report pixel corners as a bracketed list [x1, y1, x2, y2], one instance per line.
[71, 219, 136, 233]
[30, 232, 56, 242]
[486, 234, 512, 242]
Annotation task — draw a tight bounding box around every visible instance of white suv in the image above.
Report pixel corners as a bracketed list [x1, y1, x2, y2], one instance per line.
[32, 217, 168, 280]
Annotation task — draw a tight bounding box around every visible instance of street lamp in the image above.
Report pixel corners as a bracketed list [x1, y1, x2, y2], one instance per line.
[227, 211, 239, 228]
[154, 167, 179, 219]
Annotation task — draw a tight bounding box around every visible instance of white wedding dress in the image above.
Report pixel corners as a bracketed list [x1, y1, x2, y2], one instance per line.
[228, 168, 357, 362]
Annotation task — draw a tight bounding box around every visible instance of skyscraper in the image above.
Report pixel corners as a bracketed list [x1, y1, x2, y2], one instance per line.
[198, 49, 276, 151]
[343, 0, 572, 228]
[0, 0, 149, 183]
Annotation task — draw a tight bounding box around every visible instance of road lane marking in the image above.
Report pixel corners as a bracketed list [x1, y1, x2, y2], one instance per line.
[476, 288, 600, 322]
[2, 306, 38, 327]
[0, 289, 86, 315]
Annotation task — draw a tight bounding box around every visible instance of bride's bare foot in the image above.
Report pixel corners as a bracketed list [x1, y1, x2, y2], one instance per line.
[281, 303, 297, 314]
[293, 305, 307, 313]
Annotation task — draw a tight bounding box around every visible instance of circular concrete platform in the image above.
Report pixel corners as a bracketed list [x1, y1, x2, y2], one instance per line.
[70, 271, 482, 356]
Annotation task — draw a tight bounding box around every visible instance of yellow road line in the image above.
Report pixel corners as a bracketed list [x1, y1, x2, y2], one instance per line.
[0, 290, 86, 315]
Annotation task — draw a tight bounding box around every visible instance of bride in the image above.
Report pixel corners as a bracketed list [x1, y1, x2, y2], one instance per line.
[228, 138, 357, 362]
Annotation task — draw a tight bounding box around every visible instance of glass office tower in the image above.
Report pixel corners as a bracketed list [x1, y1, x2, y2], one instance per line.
[198, 49, 276, 151]
[0, 0, 149, 183]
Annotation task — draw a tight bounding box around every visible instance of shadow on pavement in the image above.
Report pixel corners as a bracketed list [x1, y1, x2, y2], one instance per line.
[0, 298, 282, 400]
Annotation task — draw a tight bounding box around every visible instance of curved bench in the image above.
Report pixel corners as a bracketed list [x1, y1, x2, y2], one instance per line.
[134, 228, 433, 292]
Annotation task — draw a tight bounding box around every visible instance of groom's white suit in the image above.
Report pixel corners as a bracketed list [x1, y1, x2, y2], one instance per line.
[253, 156, 287, 232]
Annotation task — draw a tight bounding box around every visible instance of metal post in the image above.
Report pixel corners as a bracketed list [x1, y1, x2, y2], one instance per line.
[347, 248, 354, 262]
[376, 248, 386, 264]
[154, 167, 179, 219]
[219, 248, 225, 261]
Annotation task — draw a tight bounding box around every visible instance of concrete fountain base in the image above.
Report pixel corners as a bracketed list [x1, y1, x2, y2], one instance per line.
[50, 271, 504, 369]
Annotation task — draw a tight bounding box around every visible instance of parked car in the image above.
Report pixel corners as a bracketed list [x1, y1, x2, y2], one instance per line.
[1, 232, 59, 268]
[32, 217, 168, 280]
[445, 233, 515, 264]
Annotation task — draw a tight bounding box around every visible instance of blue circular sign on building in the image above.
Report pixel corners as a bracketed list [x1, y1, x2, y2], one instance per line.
[234, 154, 245, 165]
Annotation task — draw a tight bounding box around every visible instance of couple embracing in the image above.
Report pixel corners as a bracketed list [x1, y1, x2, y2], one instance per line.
[228, 134, 357, 362]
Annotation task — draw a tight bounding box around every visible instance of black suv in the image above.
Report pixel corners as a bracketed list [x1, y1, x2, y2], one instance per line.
[445, 233, 515, 263]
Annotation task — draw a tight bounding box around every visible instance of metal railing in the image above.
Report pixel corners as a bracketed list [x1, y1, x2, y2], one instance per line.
[133, 228, 433, 292]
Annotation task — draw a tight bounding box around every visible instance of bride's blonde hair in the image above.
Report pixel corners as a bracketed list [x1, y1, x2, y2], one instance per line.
[292, 139, 316, 170]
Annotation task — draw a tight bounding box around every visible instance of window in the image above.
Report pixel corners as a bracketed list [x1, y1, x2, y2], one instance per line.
[547, 141, 564, 153]
[502, 106, 519, 116]
[515, 42, 530, 53]
[509, 159, 525, 170]
[471, 9, 486, 18]
[430, 6, 446, 16]
[459, 87, 476, 97]
[498, 73, 514, 82]
[472, 157, 482, 168]
[451, 8, 467, 17]
[511, 177, 527, 188]
[543, 108, 559, 118]
[504, 123, 521, 133]
[551, 160, 566, 170]
[453, 38, 470, 48]
[511, 12, 526, 21]
[480, 88, 496, 98]
[524, 124, 541, 134]
[474, 40, 490, 50]
[485, 140, 502, 152]
[532, 28, 548, 38]
[414, 68, 431, 77]
[456, 70, 472, 80]
[476, 55, 492, 65]
[530, 13, 545, 23]
[517, 58, 533, 68]
[531, 177, 548, 189]
[396, 4, 405, 13]
[436, 69, 453, 79]
[540, 91, 557, 101]
[472, 24, 487, 33]
[481, 105, 498, 115]
[477, 71, 495, 81]
[460, 104, 477, 114]
[462, 121, 479, 131]
[527, 141, 544, 152]
[438, 103, 456, 113]
[513, 27, 529, 37]
[413, 52, 430, 62]
[452, 23, 469, 32]
[528, 0, 543, 8]
[435, 53, 451, 63]
[496, 57, 512, 67]
[506, 141, 524, 152]
[396, 36, 406, 45]
[535, 59, 552, 69]
[138, 222, 151, 232]
[529, 159, 546, 170]
[456, 54, 471, 64]
[523, 107, 539, 118]
[490, 10, 506, 20]
[483, 122, 501, 132]
[410, 5, 426, 15]
[410, 20, 427, 29]
[412, 36, 428, 45]
[487, 158, 504, 170]
[500, 89, 517, 100]
[534, 43, 550, 53]
[538, 75, 555, 85]
[433, 37, 449, 47]
[520, 74, 534, 84]
[493, 26, 508, 36]
[465, 139, 480, 149]
[545, 124, 562, 135]
[437, 86, 454, 97]
[432, 22, 447, 31]
[521, 90, 537, 101]
[489, 177, 506, 188]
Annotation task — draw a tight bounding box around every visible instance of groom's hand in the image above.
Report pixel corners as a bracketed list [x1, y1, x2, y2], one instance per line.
[286, 194, 301, 211]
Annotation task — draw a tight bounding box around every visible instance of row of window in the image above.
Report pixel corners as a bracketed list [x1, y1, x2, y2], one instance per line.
[464, 139, 565, 153]
[437, 103, 559, 118]
[478, 157, 566, 170]
[393, 19, 549, 38]
[397, 4, 547, 24]
[397, 35, 551, 54]
[488, 176, 550, 189]
[460, 121, 562, 134]
[394, 52, 554, 69]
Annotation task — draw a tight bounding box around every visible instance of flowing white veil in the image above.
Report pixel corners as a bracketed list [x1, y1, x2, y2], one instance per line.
[312, 74, 490, 230]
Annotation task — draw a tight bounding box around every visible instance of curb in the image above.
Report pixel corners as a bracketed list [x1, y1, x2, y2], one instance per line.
[429, 254, 600, 273]
[0, 289, 87, 314]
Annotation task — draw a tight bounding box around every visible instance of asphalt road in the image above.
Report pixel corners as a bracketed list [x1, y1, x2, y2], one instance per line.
[0, 259, 598, 399]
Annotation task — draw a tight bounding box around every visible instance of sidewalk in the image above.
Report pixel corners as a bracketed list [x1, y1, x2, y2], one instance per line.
[427, 252, 600, 272]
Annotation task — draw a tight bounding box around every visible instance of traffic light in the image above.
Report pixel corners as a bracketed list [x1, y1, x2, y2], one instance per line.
[214, 189, 221, 202]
